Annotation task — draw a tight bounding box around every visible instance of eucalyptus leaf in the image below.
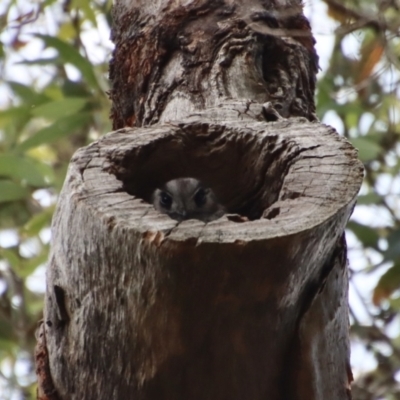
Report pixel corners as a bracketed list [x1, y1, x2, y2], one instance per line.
[384, 228, 400, 261]
[31, 97, 88, 119]
[0, 248, 20, 268]
[36, 34, 99, 89]
[0, 180, 29, 203]
[373, 262, 400, 305]
[0, 106, 31, 126]
[350, 137, 382, 161]
[17, 112, 91, 151]
[7, 81, 50, 105]
[347, 221, 380, 248]
[0, 325, 15, 344]
[23, 210, 53, 236]
[357, 193, 382, 205]
[15, 251, 48, 279]
[0, 155, 50, 187]
[18, 57, 59, 66]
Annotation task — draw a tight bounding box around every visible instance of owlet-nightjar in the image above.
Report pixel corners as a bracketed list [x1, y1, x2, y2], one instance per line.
[152, 178, 225, 222]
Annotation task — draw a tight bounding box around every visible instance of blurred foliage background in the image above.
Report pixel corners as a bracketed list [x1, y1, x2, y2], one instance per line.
[0, 0, 399, 398]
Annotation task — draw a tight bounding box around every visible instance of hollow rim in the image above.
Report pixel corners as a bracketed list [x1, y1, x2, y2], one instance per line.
[77, 119, 363, 243]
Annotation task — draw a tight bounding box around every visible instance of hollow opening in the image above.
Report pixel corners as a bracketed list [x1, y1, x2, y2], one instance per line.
[110, 123, 299, 220]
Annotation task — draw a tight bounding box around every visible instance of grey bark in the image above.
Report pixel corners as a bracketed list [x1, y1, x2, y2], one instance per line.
[109, 0, 318, 128]
[39, 0, 363, 399]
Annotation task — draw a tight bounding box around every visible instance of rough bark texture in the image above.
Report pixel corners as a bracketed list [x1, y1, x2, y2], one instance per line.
[109, 0, 318, 128]
[39, 0, 362, 399]
[42, 105, 362, 400]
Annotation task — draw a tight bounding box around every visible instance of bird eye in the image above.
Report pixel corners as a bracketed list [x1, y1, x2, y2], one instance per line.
[160, 192, 172, 208]
[194, 188, 208, 207]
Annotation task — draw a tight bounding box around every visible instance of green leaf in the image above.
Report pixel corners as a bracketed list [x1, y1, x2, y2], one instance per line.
[390, 297, 400, 311]
[0, 155, 51, 187]
[0, 322, 15, 344]
[0, 180, 29, 203]
[0, 106, 31, 126]
[350, 137, 382, 162]
[72, 0, 97, 25]
[373, 262, 400, 304]
[0, 202, 31, 228]
[43, 0, 58, 5]
[17, 112, 91, 151]
[61, 79, 91, 98]
[0, 249, 20, 268]
[346, 111, 361, 129]
[25, 290, 46, 314]
[347, 221, 380, 248]
[384, 228, 400, 261]
[7, 81, 50, 105]
[357, 193, 382, 205]
[0, 247, 48, 279]
[16, 251, 48, 279]
[30, 97, 88, 119]
[18, 57, 58, 66]
[36, 34, 99, 89]
[23, 210, 53, 236]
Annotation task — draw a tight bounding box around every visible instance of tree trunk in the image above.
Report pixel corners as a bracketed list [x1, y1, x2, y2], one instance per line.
[36, 1, 363, 399]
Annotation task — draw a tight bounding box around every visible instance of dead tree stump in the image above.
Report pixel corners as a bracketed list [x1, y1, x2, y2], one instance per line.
[38, 0, 363, 399]
[42, 105, 363, 399]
